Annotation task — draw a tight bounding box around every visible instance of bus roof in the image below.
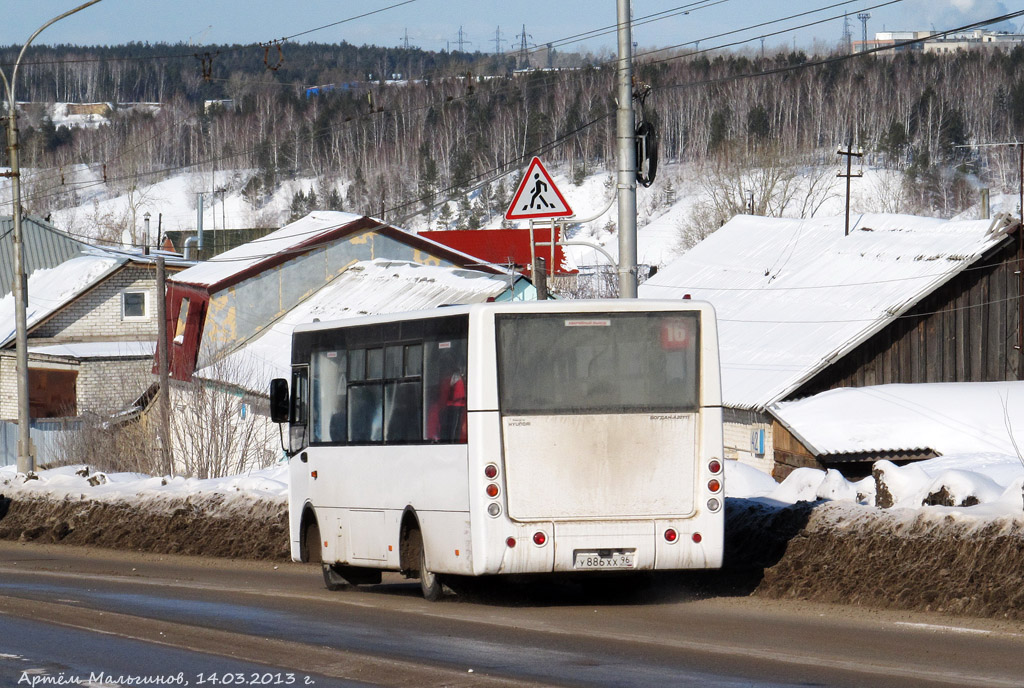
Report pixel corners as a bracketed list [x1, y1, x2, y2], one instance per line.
[291, 298, 717, 336]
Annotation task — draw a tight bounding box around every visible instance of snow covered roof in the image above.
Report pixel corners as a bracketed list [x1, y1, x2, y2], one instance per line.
[771, 382, 1024, 459]
[169, 211, 364, 287]
[170, 211, 507, 290]
[639, 212, 1017, 410]
[195, 259, 513, 390]
[0, 252, 125, 347]
[28, 341, 155, 359]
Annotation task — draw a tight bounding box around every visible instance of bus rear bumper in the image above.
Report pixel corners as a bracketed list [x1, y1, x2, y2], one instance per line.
[493, 519, 722, 574]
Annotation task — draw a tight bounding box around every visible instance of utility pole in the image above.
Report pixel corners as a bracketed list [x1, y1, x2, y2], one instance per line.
[616, 0, 638, 298]
[841, 13, 853, 54]
[401, 28, 411, 50]
[0, 0, 103, 476]
[156, 256, 172, 476]
[836, 141, 863, 236]
[493, 27, 503, 56]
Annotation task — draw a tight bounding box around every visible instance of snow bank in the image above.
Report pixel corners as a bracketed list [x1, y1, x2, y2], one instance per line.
[731, 452, 1024, 520]
[0, 463, 288, 503]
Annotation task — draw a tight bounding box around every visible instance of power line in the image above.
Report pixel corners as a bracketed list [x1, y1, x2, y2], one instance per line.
[8, 5, 1021, 256]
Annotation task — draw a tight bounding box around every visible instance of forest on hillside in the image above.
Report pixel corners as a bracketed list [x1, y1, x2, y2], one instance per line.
[4, 41, 1024, 240]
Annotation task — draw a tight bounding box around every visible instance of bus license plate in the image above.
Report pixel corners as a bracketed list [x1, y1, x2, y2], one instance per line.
[573, 550, 635, 570]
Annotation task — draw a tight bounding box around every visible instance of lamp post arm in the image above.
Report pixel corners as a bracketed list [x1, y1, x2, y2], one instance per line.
[3, 0, 103, 477]
[11, 0, 104, 97]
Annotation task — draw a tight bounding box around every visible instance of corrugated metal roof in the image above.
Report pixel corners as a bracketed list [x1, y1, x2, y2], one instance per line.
[0, 216, 93, 294]
[196, 259, 511, 390]
[639, 213, 1016, 410]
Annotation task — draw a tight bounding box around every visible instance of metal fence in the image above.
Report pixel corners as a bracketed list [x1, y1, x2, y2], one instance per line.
[0, 419, 81, 468]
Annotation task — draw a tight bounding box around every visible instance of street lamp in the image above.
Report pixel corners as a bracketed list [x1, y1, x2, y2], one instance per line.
[1, 1, 103, 475]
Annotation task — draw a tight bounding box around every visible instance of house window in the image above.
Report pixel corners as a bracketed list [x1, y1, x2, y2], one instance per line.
[122, 291, 148, 320]
[174, 298, 190, 345]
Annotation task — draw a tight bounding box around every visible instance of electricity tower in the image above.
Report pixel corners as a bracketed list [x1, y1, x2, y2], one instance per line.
[517, 25, 533, 70]
[857, 13, 871, 52]
[454, 26, 471, 53]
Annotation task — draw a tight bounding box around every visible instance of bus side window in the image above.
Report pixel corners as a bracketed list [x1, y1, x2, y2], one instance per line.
[384, 343, 423, 443]
[425, 338, 467, 443]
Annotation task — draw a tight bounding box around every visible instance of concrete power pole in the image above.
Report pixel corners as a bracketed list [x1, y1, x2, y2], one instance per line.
[1, 0, 104, 476]
[616, 0, 638, 298]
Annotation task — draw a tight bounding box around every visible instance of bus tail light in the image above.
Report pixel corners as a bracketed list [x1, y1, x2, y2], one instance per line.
[707, 498, 721, 512]
[506, 537, 517, 548]
[487, 503, 501, 517]
[707, 478, 721, 493]
[692, 533, 703, 544]
[533, 531, 547, 546]
[708, 459, 722, 474]
[484, 463, 498, 479]
[486, 483, 500, 498]
[664, 528, 678, 543]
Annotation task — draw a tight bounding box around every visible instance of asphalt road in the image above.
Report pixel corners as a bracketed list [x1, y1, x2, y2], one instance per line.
[1, 541, 1022, 688]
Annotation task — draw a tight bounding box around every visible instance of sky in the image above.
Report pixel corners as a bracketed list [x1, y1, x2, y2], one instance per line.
[0, 0, 1018, 56]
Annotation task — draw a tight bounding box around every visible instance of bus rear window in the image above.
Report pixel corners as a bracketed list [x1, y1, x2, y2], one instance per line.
[496, 312, 700, 415]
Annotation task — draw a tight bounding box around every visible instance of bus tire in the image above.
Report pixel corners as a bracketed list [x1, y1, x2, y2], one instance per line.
[419, 544, 443, 601]
[302, 515, 322, 564]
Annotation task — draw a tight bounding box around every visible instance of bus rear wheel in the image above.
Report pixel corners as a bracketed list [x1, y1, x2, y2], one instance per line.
[419, 545, 443, 601]
[406, 526, 443, 601]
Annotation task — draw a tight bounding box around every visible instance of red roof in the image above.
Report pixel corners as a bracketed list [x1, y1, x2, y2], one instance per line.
[419, 227, 576, 275]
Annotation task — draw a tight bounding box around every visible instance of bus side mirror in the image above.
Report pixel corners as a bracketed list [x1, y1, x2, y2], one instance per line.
[270, 378, 289, 424]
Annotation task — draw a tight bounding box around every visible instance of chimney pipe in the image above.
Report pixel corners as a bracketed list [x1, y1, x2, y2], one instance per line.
[196, 193, 205, 255]
[980, 188, 990, 220]
[143, 212, 151, 255]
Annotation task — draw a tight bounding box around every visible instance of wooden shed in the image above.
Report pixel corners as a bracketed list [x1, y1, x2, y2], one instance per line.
[640, 212, 1022, 478]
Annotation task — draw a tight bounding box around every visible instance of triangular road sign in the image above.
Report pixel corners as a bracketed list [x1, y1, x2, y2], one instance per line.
[505, 157, 574, 220]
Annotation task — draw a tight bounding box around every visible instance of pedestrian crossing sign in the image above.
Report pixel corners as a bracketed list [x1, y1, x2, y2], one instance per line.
[505, 157, 574, 220]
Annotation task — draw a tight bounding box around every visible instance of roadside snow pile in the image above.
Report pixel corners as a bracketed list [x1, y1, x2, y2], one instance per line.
[724, 455, 1024, 619]
[726, 453, 1024, 513]
[0, 464, 289, 560]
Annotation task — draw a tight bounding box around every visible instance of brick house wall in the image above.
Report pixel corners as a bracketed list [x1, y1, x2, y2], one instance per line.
[0, 355, 18, 419]
[77, 358, 156, 414]
[32, 266, 158, 342]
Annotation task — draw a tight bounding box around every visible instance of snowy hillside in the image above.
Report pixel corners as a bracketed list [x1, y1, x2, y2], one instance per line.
[8, 158, 1009, 269]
